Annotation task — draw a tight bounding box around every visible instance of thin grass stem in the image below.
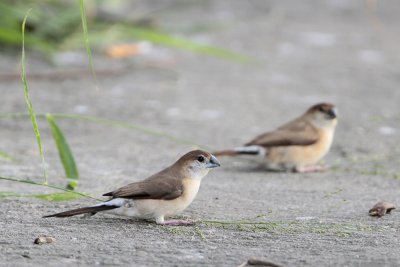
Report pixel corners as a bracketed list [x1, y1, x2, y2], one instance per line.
[0, 112, 212, 150]
[0, 176, 102, 201]
[21, 9, 48, 184]
[78, 0, 97, 84]
[201, 219, 279, 225]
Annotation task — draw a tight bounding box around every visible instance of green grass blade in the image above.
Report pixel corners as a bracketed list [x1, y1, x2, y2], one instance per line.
[21, 9, 48, 184]
[127, 27, 253, 63]
[0, 176, 102, 201]
[78, 0, 97, 83]
[0, 151, 17, 162]
[46, 114, 79, 190]
[51, 113, 212, 149]
[0, 191, 82, 202]
[0, 191, 22, 198]
[0, 112, 212, 150]
[33, 192, 82, 201]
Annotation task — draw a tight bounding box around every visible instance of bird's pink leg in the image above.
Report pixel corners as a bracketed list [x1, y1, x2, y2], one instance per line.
[295, 165, 327, 173]
[160, 219, 197, 226]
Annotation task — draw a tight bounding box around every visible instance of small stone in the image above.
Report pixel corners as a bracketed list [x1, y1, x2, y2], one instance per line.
[34, 236, 56, 245]
[369, 202, 396, 217]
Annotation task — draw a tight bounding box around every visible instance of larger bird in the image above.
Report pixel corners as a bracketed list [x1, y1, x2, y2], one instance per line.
[214, 103, 337, 172]
[44, 150, 220, 225]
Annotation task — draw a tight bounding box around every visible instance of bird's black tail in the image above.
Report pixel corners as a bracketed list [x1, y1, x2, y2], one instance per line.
[212, 149, 239, 157]
[43, 204, 119, 218]
[213, 146, 266, 157]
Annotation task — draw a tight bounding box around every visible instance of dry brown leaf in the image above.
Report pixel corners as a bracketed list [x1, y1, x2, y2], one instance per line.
[369, 201, 395, 217]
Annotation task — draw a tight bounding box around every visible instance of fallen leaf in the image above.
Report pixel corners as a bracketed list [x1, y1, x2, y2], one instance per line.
[369, 201, 395, 217]
[105, 42, 152, 59]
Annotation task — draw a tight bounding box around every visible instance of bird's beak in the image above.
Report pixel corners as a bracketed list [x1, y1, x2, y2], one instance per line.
[206, 155, 221, 168]
[327, 108, 337, 119]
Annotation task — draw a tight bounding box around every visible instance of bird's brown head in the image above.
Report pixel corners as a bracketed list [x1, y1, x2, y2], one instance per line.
[175, 150, 221, 179]
[305, 102, 338, 128]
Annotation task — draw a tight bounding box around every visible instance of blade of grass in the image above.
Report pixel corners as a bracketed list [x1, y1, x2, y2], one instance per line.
[125, 27, 253, 63]
[0, 151, 17, 162]
[52, 113, 212, 149]
[201, 219, 283, 225]
[0, 191, 22, 198]
[21, 9, 48, 184]
[46, 114, 79, 190]
[0, 191, 82, 202]
[0, 112, 212, 150]
[0, 176, 101, 201]
[33, 192, 82, 201]
[78, 0, 97, 83]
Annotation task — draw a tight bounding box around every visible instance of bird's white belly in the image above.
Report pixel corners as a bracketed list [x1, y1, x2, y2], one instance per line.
[107, 179, 201, 222]
[266, 129, 335, 169]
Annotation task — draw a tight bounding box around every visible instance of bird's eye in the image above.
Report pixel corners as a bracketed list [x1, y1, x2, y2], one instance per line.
[197, 156, 205, 162]
[318, 106, 324, 112]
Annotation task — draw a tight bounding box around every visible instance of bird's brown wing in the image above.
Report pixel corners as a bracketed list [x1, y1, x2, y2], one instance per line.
[245, 120, 318, 147]
[103, 171, 183, 200]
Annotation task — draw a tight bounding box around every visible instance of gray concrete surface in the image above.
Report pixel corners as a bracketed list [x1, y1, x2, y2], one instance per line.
[1, 0, 400, 266]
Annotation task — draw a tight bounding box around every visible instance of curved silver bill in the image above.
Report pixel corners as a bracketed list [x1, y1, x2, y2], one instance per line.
[206, 155, 221, 168]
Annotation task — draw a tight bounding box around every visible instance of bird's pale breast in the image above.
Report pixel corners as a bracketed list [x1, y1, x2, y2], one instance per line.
[113, 178, 201, 219]
[267, 128, 334, 168]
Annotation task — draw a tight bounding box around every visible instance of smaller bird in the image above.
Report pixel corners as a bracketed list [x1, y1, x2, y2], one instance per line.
[44, 150, 220, 225]
[213, 103, 338, 173]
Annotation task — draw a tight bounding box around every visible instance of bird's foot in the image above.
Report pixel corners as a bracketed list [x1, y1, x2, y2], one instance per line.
[295, 165, 326, 173]
[160, 219, 198, 226]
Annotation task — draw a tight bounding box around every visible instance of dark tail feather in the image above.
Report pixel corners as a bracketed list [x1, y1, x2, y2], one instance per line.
[212, 150, 239, 156]
[214, 146, 265, 157]
[235, 150, 260, 155]
[43, 205, 119, 218]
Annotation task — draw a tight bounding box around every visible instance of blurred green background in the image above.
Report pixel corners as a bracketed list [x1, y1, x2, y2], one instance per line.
[0, 0, 249, 62]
